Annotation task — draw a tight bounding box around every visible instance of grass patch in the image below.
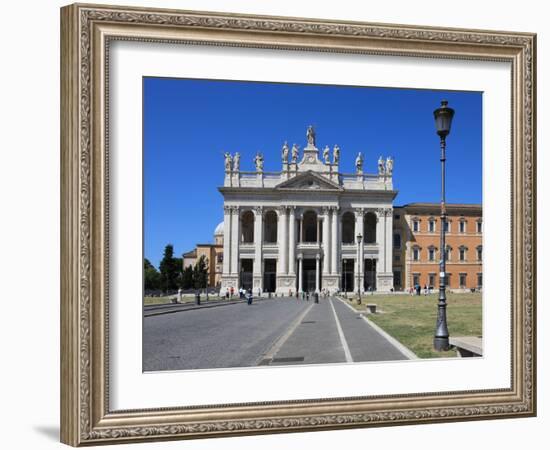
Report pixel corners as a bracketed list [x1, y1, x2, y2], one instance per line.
[346, 292, 482, 358]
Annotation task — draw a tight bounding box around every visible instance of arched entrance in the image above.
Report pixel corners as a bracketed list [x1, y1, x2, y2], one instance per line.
[302, 210, 319, 243]
[341, 212, 355, 243]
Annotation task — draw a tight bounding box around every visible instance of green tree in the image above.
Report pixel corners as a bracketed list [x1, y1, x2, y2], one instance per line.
[159, 244, 181, 292]
[193, 255, 209, 290]
[144, 258, 161, 291]
[182, 265, 194, 289]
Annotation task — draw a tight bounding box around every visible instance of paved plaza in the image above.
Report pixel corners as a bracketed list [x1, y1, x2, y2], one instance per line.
[143, 297, 409, 371]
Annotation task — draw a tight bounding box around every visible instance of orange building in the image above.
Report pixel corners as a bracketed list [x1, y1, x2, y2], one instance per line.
[182, 222, 224, 287]
[393, 203, 482, 291]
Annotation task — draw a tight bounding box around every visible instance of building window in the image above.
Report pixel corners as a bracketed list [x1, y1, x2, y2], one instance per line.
[393, 233, 401, 249]
[459, 219, 466, 233]
[428, 218, 436, 232]
[394, 255, 401, 263]
[413, 273, 420, 287]
[477, 273, 483, 288]
[217, 254, 223, 263]
[459, 246, 467, 261]
[444, 220, 450, 232]
[477, 245, 483, 261]
[394, 214, 400, 220]
[445, 246, 452, 262]
[477, 220, 482, 233]
[428, 273, 436, 288]
[412, 219, 420, 232]
[459, 273, 467, 288]
[413, 247, 420, 261]
[428, 246, 436, 261]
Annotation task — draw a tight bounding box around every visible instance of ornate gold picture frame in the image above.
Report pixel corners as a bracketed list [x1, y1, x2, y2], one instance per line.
[60, 3, 536, 446]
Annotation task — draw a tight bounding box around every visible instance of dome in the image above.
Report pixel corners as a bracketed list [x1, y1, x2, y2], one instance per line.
[214, 221, 224, 236]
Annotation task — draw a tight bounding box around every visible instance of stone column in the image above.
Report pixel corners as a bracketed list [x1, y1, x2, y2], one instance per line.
[355, 209, 364, 292]
[385, 208, 393, 274]
[222, 205, 231, 275]
[288, 207, 296, 275]
[299, 216, 303, 243]
[315, 254, 320, 293]
[253, 206, 263, 291]
[316, 216, 321, 244]
[298, 254, 303, 293]
[322, 207, 330, 275]
[231, 206, 240, 276]
[278, 206, 288, 275]
[376, 209, 385, 276]
[331, 207, 339, 275]
[375, 207, 394, 292]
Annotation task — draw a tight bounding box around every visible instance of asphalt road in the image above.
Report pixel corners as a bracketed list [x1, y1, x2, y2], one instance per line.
[143, 297, 408, 372]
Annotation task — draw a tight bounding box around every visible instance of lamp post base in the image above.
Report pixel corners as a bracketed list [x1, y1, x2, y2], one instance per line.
[434, 336, 450, 352]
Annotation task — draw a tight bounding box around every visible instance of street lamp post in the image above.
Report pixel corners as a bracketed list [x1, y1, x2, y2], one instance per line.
[356, 233, 363, 305]
[433, 100, 455, 352]
[343, 260, 347, 298]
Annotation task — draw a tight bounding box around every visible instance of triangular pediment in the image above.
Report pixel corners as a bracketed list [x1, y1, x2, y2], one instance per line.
[276, 171, 343, 191]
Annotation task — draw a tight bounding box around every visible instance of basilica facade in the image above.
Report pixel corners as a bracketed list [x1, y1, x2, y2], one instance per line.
[218, 126, 396, 295]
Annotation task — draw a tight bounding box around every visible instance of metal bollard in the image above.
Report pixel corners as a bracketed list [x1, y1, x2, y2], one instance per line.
[195, 292, 201, 305]
[314, 293, 319, 303]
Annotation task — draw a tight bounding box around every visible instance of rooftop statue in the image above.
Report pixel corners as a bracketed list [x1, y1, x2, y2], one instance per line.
[386, 156, 393, 176]
[355, 152, 364, 172]
[224, 152, 232, 172]
[306, 125, 316, 147]
[323, 145, 330, 164]
[291, 144, 299, 164]
[378, 155, 386, 175]
[233, 152, 240, 171]
[254, 152, 264, 172]
[333, 145, 340, 164]
[282, 141, 289, 164]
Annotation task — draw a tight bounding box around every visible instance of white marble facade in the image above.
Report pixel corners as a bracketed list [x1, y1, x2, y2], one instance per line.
[220, 127, 396, 295]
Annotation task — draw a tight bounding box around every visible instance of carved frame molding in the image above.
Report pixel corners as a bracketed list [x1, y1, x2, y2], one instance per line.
[61, 3, 536, 446]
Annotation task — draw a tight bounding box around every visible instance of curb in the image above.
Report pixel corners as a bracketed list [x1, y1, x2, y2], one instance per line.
[334, 296, 419, 360]
[144, 297, 275, 317]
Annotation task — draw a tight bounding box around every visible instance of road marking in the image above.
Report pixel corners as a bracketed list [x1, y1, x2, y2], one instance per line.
[334, 296, 418, 360]
[256, 303, 314, 365]
[329, 298, 353, 363]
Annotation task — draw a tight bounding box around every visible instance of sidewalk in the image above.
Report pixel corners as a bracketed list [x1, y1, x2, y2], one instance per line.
[259, 296, 415, 366]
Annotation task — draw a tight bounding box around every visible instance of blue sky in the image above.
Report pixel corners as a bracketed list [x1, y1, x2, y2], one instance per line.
[144, 77, 482, 268]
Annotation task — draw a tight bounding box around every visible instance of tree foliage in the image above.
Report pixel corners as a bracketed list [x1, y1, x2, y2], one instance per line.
[182, 265, 194, 289]
[193, 255, 209, 289]
[158, 244, 181, 292]
[144, 258, 161, 291]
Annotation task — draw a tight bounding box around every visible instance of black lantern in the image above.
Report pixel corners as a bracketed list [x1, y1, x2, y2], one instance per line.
[433, 100, 455, 138]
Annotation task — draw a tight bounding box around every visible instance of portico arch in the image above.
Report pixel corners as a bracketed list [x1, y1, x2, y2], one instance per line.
[263, 210, 278, 243]
[341, 211, 355, 243]
[241, 210, 254, 243]
[302, 210, 319, 243]
[364, 212, 377, 243]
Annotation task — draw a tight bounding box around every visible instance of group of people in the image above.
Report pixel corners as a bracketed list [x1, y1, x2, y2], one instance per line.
[225, 286, 253, 304]
[409, 284, 433, 296]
